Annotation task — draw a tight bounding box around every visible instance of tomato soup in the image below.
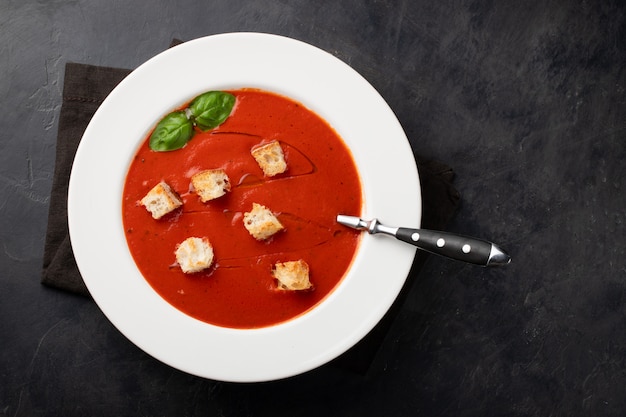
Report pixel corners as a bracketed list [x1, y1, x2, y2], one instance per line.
[122, 89, 362, 328]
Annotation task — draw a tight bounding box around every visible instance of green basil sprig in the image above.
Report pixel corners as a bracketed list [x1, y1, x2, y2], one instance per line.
[149, 111, 193, 152]
[189, 91, 236, 131]
[149, 91, 235, 151]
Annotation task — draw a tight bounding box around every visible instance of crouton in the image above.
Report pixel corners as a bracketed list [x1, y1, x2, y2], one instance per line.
[251, 140, 287, 177]
[175, 237, 214, 274]
[273, 260, 312, 291]
[243, 203, 284, 240]
[140, 181, 183, 219]
[191, 169, 231, 202]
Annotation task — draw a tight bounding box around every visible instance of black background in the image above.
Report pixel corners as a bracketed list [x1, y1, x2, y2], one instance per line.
[1, 1, 625, 416]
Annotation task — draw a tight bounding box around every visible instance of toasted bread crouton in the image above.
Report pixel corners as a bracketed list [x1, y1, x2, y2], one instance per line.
[175, 237, 214, 274]
[251, 140, 287, 177]
[273, 260, 312, 290]
[140, 181, 183, 219]
[243, 203, 284, 240]
[191, 169, 231, 202]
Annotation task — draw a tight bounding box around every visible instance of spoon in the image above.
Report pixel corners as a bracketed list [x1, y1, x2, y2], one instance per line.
[337, 215, 511, 267]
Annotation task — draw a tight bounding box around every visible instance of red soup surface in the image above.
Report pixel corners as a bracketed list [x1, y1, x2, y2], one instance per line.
[122, 89, 362, 328]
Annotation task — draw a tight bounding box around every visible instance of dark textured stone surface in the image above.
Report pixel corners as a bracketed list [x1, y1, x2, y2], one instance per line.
[1, 1, 625, 416]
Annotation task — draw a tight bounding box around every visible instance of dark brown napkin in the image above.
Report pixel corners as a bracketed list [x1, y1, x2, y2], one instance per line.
[42, 63, 132, 296]
[42, 57, 460, 374]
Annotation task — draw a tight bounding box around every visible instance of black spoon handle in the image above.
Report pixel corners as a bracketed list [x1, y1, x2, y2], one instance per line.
[395, 228, 511, 266]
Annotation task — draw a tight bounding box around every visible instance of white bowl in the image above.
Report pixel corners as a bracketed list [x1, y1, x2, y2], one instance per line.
[68, 32, 421, 382]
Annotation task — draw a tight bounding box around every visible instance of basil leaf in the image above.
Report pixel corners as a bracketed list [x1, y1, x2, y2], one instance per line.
[189, 91, 235, 130]
[149, 111, 193, 151]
